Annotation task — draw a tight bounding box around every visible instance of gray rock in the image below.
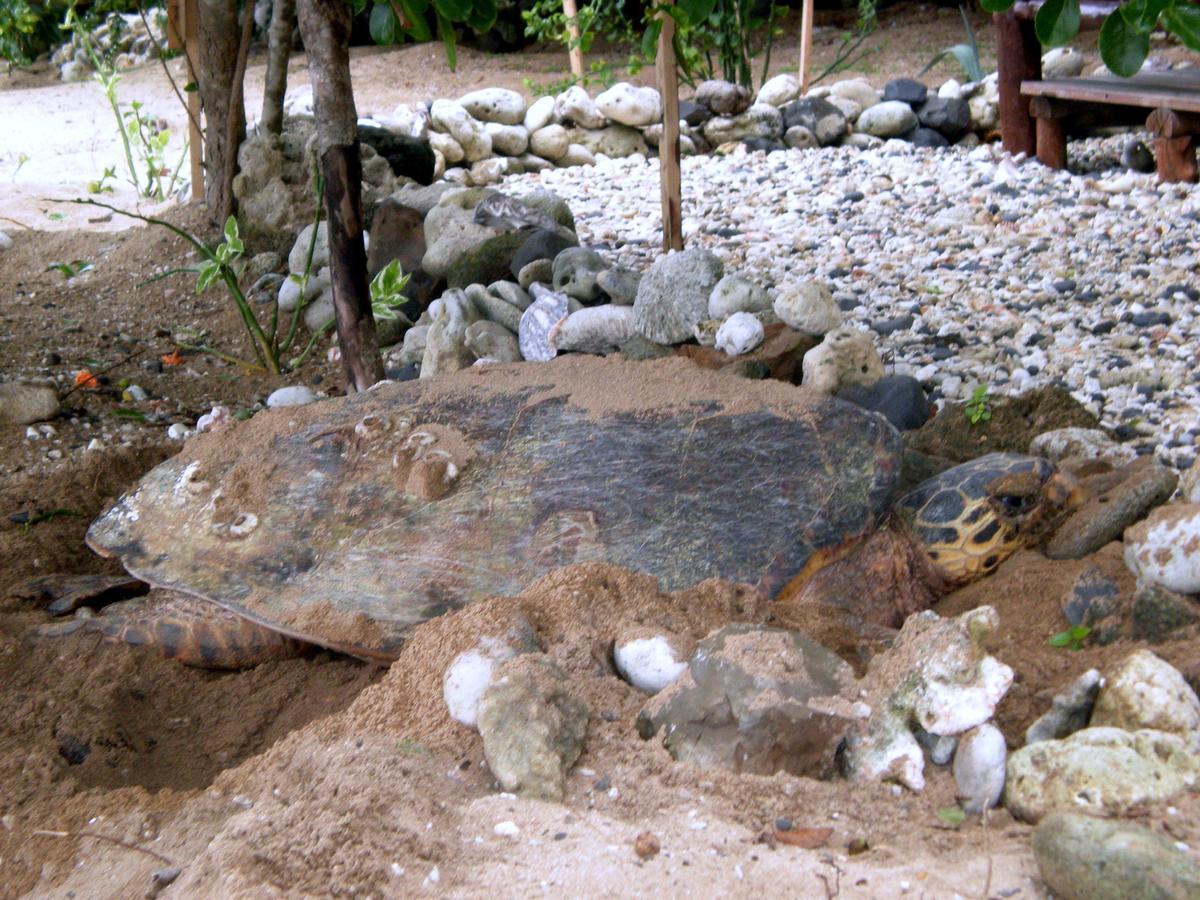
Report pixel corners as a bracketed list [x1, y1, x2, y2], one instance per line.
[708, 274, 771, 319]
[473, 193, 557, 233]
[882, 78, 928, 106]
[1004, 727, 1200, 822]
[1059, 566, 1120, 629]
[702, 104, 783, 145]
[511, 229, 578, 280]
[1131, 583, 1200, 642]
[1041, 46, 1086, 79]
[477, 654, 589, 802]
[780, 97, 848, 146]
[756, 73, 801, 108]
[554, 305, 637, 354]
[552, 247, 608, 303]
[1025, 669, 1101, 745]
[953, 722, 1007, 814]
[465, 320, 521, 363]
[915, 96, 970, 141]
[288, 222, 329, 274]
[801, 326, 884, 395]
[421, 290, 480, 378]
[395, 323, 430, 366]
[619, 334, 673, 361]
[529, 124, 570, 160]
[0, 383, 60, 425]
[784, 126, 819, 150]
[633, 249, 725, 344]
[1029, 426, 1136, 464]
[596, 267, 641, 306]
[524, 95, 558, 132]
[1125, 503, 1200, 595]
[1122, 138, 1155, 173]
[519, 285, 570, 361]
[465, 284, 523, 334]
[636, 624, 860, 778]
[1033, 812, 1200, 900]
[695, 80, 752, 116]
[1091, 650, 1200, 747]
[856, 101, 919, 138]
[519, 189, 576, 231]
[390, 181, 459, 217]
[1045, 462, 1178, 559]
[557, 143, 596, 167]
[772, 280, 840, 335]
[830, 78, 880, 111]
[906, 126, 951, 149]
[567, 125, 648, 159]
[714, 312, 765, 356]
[517, 259, 554, 290]
[458, 88, 527, 126]
[487, 281, 531, 311]
[302, 293, 335, 332]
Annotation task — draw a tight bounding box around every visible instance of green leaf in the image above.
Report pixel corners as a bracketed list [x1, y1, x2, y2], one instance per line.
[920, 44, 983, 82]
[1163, 2, 1200, 51]
[396, 0, 432, 41]
[641, 19, 662, 60]
[1099, 10, 1150, 76]
[113, 407, 146, 422]
[370, 2, 398, 45]
[674, 0, 716, 27]
[184, 81, 198, 92]
[1035, 0, 1081, 46]
[466, 0, 497, 32]
[351, 0, 368, 13]
[436, 10, 457, 69]
[936, 807, 966, 828]
[1122, 0, 1169, 31]
[434, 0, 471, 23]
[196, 261, 219, 293]
[222, 215, 242, 252]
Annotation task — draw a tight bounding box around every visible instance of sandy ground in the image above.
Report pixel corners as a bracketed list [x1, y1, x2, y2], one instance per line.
[2, 8, 1199, 898]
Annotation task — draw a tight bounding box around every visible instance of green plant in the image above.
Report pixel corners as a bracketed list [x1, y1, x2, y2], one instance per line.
[46, 259, 93, 278]
[981, 0, 1200, 77]
[1049, 624, 1090, 651]
[965, 385, 992, 426]
[1, 0, 66, 65]
[369, 260, 412, 322]
[936, 806, 966, 829]
[921, 5, 984, 83]
[356, 0, 497, 69]
[809, 6, 880, 87]
[87, 165, 118, 194]
[644, 0, 789, 90]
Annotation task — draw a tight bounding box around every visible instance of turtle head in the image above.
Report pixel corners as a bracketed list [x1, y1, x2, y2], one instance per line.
[896, 453, 1080, 587]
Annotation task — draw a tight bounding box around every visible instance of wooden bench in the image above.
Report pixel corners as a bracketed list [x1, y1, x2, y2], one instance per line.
[994, 0, 1117, 156]
[1022, 71, 1200, 181]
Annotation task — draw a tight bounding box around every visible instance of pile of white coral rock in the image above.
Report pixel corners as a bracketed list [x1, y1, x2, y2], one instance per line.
[51, 10, 168, 82]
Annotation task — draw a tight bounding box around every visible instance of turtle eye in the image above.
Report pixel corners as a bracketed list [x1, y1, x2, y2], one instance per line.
[996, 493, 1035, 514]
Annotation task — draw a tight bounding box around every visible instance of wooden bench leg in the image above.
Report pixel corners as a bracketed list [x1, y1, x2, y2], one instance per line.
[1029, 97, 1068, 170]
[995, 11, 1040, 157]
[1147, 107, 1200, 183]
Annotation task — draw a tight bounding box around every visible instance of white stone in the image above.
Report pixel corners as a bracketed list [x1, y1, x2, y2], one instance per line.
[443, 636, 523, 729]
[267, 385, 318, 408]
[856, 101, 918, 138]
[167, 423, 190, 440]
[555, 85, 607, 129]
[830, 78, 880, 111]
[388, 103, 431, 140]
[715, 311, 765, 356]
[1091, 650, 1200, 747]
[493, 821, 520, 837]
[288, 222, 329, 274]
[428, 131, 465, 165]
[953, 722, 1007, 813]
[524, 95, 558, 132]
[430, 99, 492, 162]
[595, 82, 662, 127]
[938, 79, 962, 100]
[458, 87, 527, 125]
[277, 272, 329, 312]
[302, 291, 335, 332]
[968, 95, 998, 131]
[1124, 504, 1200, 594]
[529, 124, 570, 161]
[484, 122, 529, 156]
[196, 405, 232, 433]
[1029, 427, 1138, 464]
[709, 274, 771, 319]
[613, 635, 687, 693]
[825, 95, 862, 123]
[773, 280, 840, 335]
[0, 230, 11, 251]
[1182, 465, 1200, 504]
[1042, 47, 1085, 79]
[557, 143, 596, 168]
[757, 73, 801, 107]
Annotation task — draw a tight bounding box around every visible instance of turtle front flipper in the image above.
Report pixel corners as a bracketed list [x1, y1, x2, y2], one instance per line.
[37, 590, 309, 669]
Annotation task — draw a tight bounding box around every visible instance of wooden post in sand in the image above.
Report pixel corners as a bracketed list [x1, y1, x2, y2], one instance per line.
[169, 0, 204, 201]
[562, 0, 585, 78]
[656, 13, 683, 252]
[798, 0, 814, 93]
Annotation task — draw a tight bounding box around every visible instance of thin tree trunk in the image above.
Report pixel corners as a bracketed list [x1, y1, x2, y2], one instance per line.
[196, 0, 244, 216]
[220, 1, 255, 221]
[261, 0, 295, 135]
[295, 0, 385, 392]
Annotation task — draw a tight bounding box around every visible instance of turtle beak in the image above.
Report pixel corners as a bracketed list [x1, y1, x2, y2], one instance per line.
[1044, 469, 1084, 514]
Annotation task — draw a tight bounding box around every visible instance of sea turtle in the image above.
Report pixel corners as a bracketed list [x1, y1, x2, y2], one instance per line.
[71, 357, 1077, 668]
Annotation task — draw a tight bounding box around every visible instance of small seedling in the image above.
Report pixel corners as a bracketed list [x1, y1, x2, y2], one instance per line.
[1049, 625, 1091, 651]
[112, 408, 147, 422]
[965, 385, 992, 426]
[368, 259, 412, 323]
[47, 211, 65, 222]
[47, 260, 93, 279]
[87, 166, 117, 194]
[935, 806, 966, 829]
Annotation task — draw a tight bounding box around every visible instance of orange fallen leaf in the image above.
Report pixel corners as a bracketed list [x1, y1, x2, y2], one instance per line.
[73, 370, 98, 389]
[160, 349, 184, 366]
[774, 827, 833, 849]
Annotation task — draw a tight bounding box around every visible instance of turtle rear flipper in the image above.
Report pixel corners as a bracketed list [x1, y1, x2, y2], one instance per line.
[38, 591, 309, 669]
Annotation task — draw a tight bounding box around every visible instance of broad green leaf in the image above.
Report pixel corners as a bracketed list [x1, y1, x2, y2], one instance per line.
[1121, 0, 1169, 31]
[1099, 11, 1150, 76]
[977, 0, 1016, 11]
[675, 0, 716, 27]
[1163, 2, 1200, 51]
[1035, 0, 1081, 46]
[222, 215, 241, 247]
[397, 0, 433, 40]
[641, 18, 662, 59]
[466, 0, 497, 32]
[920, 44, 984, 82]
[350, 0, 368, 13]
[370, 2, 398, 45]
[196, 262, 219, 293]
[436, 11, 458, 69]
[434, 0, 472, 23]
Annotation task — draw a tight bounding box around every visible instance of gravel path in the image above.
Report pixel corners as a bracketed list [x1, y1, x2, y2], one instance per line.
[505, 136, 1200, 468]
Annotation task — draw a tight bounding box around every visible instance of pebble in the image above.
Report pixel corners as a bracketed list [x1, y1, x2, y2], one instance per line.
[266, 385, 319, 408]
[953, 722, 1006, 813]
[498, 136, 1199, 468]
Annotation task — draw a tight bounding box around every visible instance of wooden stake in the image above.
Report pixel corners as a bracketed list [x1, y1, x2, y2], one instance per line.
[561, 0, 584, 78]
[798, 0, 813, 94]
[656, 14, 683, 252]
[183, 0, 203, 201]
[995, 11, 1040, 157]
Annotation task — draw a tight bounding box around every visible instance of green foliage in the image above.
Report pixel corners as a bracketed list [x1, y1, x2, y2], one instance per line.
[965, 385, 992, 426]
[936, 806, 966, 828]
[1049, 624, 1091, 651]
[196, 216, 244, 294]
[921, 5, 984, 83]
[364, 0, 495, 69]
[368, 260, 413, 323]
[979, 0, 1200, 76]
[46, 259, 93, 278]
[650, 0, 786, 89]
[1, 0, 153, 67]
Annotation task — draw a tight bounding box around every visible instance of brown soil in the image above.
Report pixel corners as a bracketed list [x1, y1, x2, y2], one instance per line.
[3, 8, 1200, 898]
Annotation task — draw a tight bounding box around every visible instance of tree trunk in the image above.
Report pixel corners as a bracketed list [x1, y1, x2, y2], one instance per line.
[196, 0, 245, 217]
[296, 0, 385, 392]
[261, 0, 295, 135]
